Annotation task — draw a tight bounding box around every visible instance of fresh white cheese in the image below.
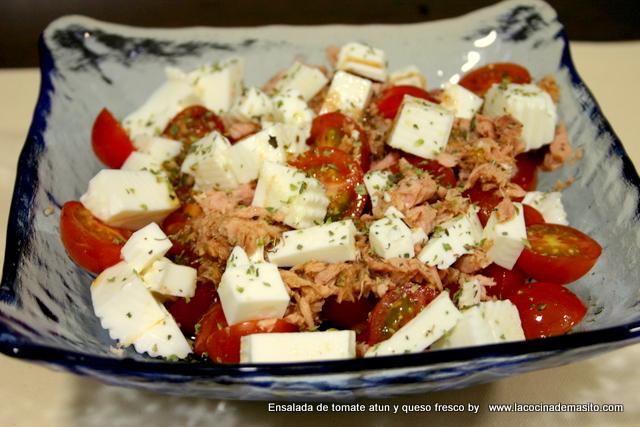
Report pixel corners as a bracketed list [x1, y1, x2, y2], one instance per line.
[217, 246, 290, 325]
[120, 222, 173, 273]
[142, 257, 197, 298]
[364, 170, 394, 208]
[482, 202, 527, 270]
[240, 330, 356, 363]
[252, 162, 329, 229]
[417, 209, 483, 269]
[336, 42, 387, 82]
[389, 65, 426, 89]
[384, 206, 405, 219]
[274, 61, 329, 101]
[369, 216, 415, 260]
[272, 89, 314, 127]
[91, 261, 167, 346]
[228, 125, 287, 184]
[133, 135, 182, 163]
[483, 83, 557, 151]
[132, 305, 192, 359]
[121, 151, 162, 173]
[432, 300, 525, 350]
[387, 95, 455, 160]
[80, 169, 180, 230]
[268, 220, 358, 267]
[522, 191, 569, 225]
[180, 131, 239, 191]
[123, 68, 199, 139]
[412, 228, 428, 246]
[365, 292, 462, 357]
[188, 57, 244, 114]
[456, 278, 482, 309]
[320, 70, 373, 119]
[439, 83, 483, 120]
[231, 86, 275, 122]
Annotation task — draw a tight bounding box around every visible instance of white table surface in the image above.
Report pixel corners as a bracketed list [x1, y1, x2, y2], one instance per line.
[0, 41, 639, 427]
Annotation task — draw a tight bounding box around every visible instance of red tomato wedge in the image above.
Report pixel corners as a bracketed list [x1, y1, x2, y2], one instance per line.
[308, 112, 371, 171]
[161, 105, 225, 146]
[367, 283, 439, 345]
[166, 281, 217, 336]
[321, 295, 377, 330]
[459, 63, 532, 96]
[523, 204, 545, 226]
[481, 263, 527, 299]
[162, 202, 203, 259]
[508, 282, 587, 339]
[59, 201, 131, 273]
[205, 318, 298, 363]
[374, 85, 438, 119]
[401, 153, 458, 188]
[194, 302, 227, 354]
[511, 151, 540, 191]
[91, 108, 135, 168]
[463, 184, 502, 226]
[517, 224, 602, 284]
[289, 146, 368, 220]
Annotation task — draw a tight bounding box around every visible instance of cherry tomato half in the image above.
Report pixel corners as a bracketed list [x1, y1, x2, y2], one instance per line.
[162, 105, 225, 146]
[523, 204, 545, 226]
[511, 151, 540, 191]
[289, 146, 368, 220]
[194, 302, 227, 354]
[91, 108, 135, 168]
[368, 283, 439, 345]
[60, 201, 131, 273]
[162, 202, 203, 259]
[481, 263, 527, 299]
[508, 282, 587, 339]
[309, 112, 371, 171]
[463, 184, 502, 226]
[401, 153, 458, 188]
[374, 85, 438, 119]
[166, 281, 217, 336]
[517, 224, 602, 284]
[205, 318, 298, 363]
[321, 295, 377, 330]
[459, 63, 532, 96]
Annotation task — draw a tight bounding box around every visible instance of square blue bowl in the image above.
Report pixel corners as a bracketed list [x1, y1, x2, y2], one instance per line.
[1, 0, 639, 400]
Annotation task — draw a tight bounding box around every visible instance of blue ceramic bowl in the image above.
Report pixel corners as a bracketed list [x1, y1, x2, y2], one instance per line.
[1, 0, 639, 400]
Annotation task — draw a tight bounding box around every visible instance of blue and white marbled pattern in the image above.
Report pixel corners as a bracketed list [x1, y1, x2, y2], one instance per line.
[1, 0, 639, 400]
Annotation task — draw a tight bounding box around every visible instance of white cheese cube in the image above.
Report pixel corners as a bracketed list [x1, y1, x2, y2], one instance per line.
[142, 257, 197, 298]
[418, 210, 483, 269]
[121, 152, 162, 173]
[133, 305, 192, 359]
[389, 65, 426, 89]
[274, 61, 329, 101]
[483, 202, 527, 270]
[123, 68, 199, 138]
[387, 95, 455, 160]
[252, 162, 329, 229]
[228, 125, 287, 184]
[217, 246, 290, 325]
[133, 135, 182, 163]
[240, 330, 356, 363]
[364, 170, 394, 208]
[369, 216, 415, 260]
[439, 83, 483, 120]
[120, 222, 172, 273]
[188, 57, 244, 114]
[336, 42, 387, 82]
[320, 71, 373, 119]
[456, 278, 482, 309]
[268, 220, 358, 267]
[80, 169, 180, 230]
[483, 83, 557, 151]
[180, 131, 239, 191]
[91, 261, 167, 346]
[273, 89, 315, 126]
[384, 206, 405, 219]
[432, 300, 524, 350]
[231, 86, 275, 122]
[412, 228, 428, 246]
[365, 292, 462, 357]
[522, 191, 569, 225]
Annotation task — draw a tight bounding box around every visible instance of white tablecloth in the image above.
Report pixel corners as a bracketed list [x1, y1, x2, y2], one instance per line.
[0, 42, 639, 426]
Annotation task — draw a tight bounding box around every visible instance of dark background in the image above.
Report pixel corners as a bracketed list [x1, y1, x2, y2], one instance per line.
[1, 0, 639, 68]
